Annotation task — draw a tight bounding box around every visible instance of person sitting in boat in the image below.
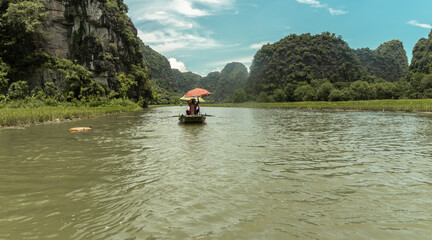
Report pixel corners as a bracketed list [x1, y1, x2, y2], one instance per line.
[186, 100, 191, 115]
[195, 98, 200, 114]
[186, 99, 195, 115]
[186, 98, 200, 115]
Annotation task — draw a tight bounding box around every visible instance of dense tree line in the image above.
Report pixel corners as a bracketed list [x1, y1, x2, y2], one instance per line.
[0, 0, 46, 97]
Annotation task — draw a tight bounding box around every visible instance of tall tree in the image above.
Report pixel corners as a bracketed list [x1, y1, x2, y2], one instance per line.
[0, 0, 47, 65]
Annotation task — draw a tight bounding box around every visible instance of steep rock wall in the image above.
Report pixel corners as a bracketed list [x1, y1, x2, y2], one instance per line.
[37, 0, 142, 90]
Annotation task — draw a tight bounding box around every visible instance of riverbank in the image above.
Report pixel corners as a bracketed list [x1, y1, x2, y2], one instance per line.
[0, 99, 142, 128]
[204, 99, 432, 113]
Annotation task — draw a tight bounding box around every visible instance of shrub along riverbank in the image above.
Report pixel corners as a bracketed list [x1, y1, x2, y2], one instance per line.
[205, 99, 432, 113]
[0, 99, 142, 128]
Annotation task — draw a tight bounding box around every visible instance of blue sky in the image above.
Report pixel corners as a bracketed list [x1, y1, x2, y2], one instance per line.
[124, 0, 432, 76]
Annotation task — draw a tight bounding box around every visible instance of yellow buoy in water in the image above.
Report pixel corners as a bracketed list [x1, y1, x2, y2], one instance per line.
[69, 127, 92, 133]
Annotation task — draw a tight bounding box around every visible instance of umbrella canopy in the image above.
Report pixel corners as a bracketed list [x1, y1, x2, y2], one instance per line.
[180, 96, 205, 102]
[184, 88, 212, 98]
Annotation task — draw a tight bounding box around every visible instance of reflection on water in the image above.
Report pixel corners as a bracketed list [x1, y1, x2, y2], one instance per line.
[1, 106, 432, 239]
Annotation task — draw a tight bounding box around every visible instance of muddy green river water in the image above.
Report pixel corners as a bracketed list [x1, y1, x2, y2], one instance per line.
[1, 106, 432, 239]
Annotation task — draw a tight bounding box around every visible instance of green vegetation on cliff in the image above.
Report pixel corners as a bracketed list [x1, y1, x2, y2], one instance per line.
[248, 32, 364, 95]
[0, 0, 153, 106]
[208, 99, 432, 113]
[403, 30, 432, 99]
[139, 40, 182, 104]
[213, 62, 248, 102]
[356, 40, 408, 82]
[242, 32, 415, 103]
[410, 31, 432, 75]
[171, 62, 248, 103]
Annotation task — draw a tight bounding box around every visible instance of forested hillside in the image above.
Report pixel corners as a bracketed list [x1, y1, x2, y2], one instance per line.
[404, 30, 432, 98]
[410, 31, 432, 75]
[171, 62, 248, 103]
[139, 40, 182, 103]
[244, 32, 412, 102]
[248, 32, 364, 94]
[214, 63, 248, 102]
[174, 71, 203, 94]
[356, 40, 408, 82]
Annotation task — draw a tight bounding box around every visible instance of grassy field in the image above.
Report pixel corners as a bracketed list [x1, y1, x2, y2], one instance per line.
[0, 100, 142, 128]
[205, 99, 432, 113]
[3, 98, 432, 127]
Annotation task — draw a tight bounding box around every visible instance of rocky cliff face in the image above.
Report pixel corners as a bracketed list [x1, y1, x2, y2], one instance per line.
[410, 30, 432, 75]
[37, 0, 142, 90]
[356, 40, 408, 82]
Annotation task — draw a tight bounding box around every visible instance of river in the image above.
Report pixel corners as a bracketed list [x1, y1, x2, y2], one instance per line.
[1, 106, 432, 239]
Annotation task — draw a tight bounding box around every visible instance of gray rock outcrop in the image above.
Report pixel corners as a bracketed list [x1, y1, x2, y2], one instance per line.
[36, 0, 142, 89]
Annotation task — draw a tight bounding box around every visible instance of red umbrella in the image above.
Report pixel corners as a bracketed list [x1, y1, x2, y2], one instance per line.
[184, 88, 212, 98]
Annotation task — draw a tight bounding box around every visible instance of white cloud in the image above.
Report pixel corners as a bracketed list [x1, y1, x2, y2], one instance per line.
[296, 0, 347, 15]
[139, 11, 195, 29]
[196, 0, 233, 8]
[250, 41, 270, 49]
[408, 20, 432, 29]
[129, 0, 235, 53]
[296, 0, 323, 8]
[174, 0, 208, 17]
[138, 29, 220, 53]
[169, 58, 188, 72]
[328, 8, 347, 16]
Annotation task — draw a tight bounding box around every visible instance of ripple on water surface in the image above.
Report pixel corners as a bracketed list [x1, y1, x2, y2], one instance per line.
[1, 107, 432, 239]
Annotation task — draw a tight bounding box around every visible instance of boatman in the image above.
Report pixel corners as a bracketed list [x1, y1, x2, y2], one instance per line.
[195, 98, 200, 114]
[186, 98, 199, 115]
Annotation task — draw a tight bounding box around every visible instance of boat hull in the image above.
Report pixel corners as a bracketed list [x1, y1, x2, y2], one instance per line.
[179, 114, 206, 123]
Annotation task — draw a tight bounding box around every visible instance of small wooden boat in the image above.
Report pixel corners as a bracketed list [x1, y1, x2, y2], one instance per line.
[179, 114, 206, 123]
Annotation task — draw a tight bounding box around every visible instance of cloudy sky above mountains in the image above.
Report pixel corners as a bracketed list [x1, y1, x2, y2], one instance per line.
[125, 0, 432, 75]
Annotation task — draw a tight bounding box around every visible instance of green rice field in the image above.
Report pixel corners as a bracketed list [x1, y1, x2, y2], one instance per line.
[0, 100, 142, 128]
[207, 99, 432, 113]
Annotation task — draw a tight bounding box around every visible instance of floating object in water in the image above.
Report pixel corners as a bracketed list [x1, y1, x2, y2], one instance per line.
[69, 127, 92, 132]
